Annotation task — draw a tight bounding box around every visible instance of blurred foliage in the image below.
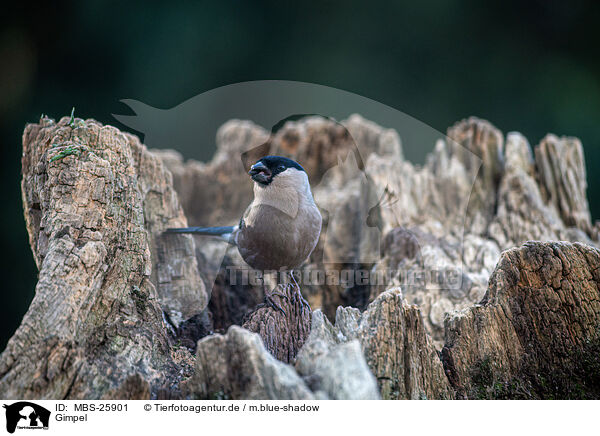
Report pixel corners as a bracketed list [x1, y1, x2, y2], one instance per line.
[1, 0, 599, 349]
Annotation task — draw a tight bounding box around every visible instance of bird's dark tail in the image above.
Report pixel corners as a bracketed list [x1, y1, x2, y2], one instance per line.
[164, 225, 235, 236]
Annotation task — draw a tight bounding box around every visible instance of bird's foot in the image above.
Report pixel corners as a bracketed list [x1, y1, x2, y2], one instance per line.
[290, 282, 311, 312]
[269, 285, 289, 300]
[264, 287, 288, 316]
[265, 295, 286, 316]
[299, 294, 311, 312]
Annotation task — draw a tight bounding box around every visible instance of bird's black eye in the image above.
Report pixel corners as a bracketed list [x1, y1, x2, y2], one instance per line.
[277, 165, 285, 172]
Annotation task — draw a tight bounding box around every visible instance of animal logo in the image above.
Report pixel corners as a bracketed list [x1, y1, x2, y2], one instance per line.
[3, 402, 50, 433]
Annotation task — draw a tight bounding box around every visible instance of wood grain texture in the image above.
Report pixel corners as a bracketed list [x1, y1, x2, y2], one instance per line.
[1, 115, 205, 399]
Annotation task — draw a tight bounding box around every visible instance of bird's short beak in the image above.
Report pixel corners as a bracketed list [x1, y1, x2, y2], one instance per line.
[249, 161, 271, 184]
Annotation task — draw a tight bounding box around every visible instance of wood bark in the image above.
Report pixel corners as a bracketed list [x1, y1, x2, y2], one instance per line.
[1, 116, 205, 399]
[242, 283, 312, 363]
[3, 113, 599, 400]
[442, 241, 600, 399]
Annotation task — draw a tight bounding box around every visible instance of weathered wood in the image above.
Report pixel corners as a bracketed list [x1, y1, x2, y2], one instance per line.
[183, 326, 315, 400]
[298, 289, 453, 400]
[4, 113, 600, 400]
[442, 241, 600, 399]
[0, 116, 206, 399]
[242, 283, 312, 363]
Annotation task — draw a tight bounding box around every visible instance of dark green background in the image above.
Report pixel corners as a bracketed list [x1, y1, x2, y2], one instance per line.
[1, 0, 598, 350]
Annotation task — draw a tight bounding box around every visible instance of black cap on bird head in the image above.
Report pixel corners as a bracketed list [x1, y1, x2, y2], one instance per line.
[248, 155, 305, 185]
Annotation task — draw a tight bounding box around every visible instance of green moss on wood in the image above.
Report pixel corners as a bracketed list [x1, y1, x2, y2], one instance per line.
[49, 145, 82, 162]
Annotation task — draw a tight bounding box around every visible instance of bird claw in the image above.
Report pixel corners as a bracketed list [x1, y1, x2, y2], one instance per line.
[263, 273, 310, 316]
[289, 281, 311, 312]
[299, 295, 311, 312]
[270, 287, 289, 300]
[296, 290, 311, 312]
[265, 293, 287, 316]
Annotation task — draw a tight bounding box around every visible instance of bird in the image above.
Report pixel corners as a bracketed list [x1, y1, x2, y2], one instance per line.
[165, 155, 322, 313]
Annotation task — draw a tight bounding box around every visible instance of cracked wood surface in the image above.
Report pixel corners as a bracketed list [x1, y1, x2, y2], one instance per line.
[3, 113, 600, 400]
[0, 116, 206, 399]
[442, 241, 600, 398]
